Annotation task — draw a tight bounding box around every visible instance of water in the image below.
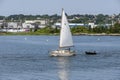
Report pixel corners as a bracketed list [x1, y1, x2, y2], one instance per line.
[0, 35, 120, 80]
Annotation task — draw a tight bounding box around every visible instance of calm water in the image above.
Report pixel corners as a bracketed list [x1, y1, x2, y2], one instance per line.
[0, 35, 120, 80]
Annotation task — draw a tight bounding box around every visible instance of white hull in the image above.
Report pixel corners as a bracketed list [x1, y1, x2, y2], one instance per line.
[50, 50, 76, 57]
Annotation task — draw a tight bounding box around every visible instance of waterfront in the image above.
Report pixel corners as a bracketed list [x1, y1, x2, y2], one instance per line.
[0, 36, 120, 80]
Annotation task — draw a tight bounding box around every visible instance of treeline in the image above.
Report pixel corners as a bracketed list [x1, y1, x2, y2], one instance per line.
[0, 13, 120, 24]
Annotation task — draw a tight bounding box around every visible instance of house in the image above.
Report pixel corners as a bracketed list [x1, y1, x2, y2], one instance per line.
[7, 22, 18, 29]
[24, 19, 47, 28]
[88, 23, 96, 28]
[22, 23, 35, 29]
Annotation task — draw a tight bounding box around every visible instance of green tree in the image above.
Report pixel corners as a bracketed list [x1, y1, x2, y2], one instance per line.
[110, 22, 120, 33]
[71, 26, 88, 33]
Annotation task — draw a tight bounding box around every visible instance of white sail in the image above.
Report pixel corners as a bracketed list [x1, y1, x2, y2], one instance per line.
[59, 9, 73, 48]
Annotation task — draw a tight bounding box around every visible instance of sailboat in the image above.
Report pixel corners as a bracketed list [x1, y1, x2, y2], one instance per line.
[50, 9, 76, 57]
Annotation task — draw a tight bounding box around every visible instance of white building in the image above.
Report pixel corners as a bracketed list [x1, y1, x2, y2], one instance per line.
[88, 23, 96, 28]
[25, 20, 47, 28]
[54, 23, 85, 28]
[22, 23, 35, 29]
[7, 22, 18, 28]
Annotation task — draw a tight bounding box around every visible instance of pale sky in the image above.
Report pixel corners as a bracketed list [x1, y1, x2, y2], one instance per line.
[0, 0, 120, 16]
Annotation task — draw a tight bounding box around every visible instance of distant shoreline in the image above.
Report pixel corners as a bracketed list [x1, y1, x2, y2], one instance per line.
[73, 33, 120, 36]
[1, 32, 120, 36]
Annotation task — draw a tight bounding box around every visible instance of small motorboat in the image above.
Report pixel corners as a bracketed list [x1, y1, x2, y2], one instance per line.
[85, 51, 97, 55]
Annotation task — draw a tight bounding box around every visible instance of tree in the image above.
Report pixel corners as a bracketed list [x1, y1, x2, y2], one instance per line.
[110, 22, 120, 33]
[71, 26, 88, 33]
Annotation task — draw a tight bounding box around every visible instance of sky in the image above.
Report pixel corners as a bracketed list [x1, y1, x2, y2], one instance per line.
[0, 0, 120, 16]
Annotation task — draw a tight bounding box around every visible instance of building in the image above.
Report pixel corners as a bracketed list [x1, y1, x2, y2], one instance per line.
[88, 23, 96, 28]
[7, 22, 18, 29]
[54, 23, 85, 28]
[25, 19, 47, 28]
[22, 23, 35, 29]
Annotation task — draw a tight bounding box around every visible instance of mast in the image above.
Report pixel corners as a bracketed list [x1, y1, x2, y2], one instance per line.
[59, 9, 73, 48]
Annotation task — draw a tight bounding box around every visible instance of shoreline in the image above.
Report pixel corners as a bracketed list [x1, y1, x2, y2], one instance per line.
[1, 32, 120, 36]
[73, 33, 120, 36]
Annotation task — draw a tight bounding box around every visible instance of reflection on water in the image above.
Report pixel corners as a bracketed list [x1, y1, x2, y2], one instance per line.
[57, 57, 69, 80]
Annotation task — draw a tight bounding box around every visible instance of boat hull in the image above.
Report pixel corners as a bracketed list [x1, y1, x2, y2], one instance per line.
[85, 51, 97, 55]
[50, 50, 76, 57]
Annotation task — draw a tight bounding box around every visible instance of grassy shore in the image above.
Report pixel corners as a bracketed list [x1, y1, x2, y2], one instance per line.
[0, 32, 59, 36]
[73, 33, 120, 36]
[1, 32, 120, 36]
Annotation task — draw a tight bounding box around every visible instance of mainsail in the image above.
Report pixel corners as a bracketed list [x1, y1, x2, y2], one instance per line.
[59, 9, 73, 48]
